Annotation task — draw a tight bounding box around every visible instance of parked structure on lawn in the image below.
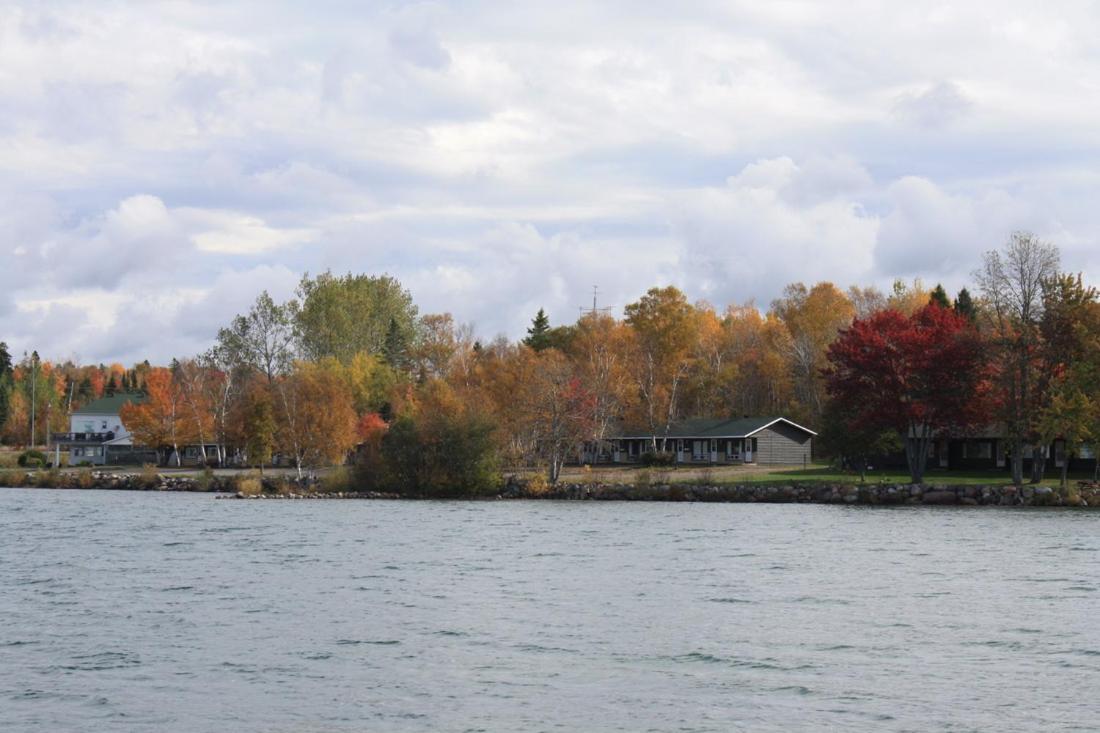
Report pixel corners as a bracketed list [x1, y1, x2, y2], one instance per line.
[594, 416, 816, 466]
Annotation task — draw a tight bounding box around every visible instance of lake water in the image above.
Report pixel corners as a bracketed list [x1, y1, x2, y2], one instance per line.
[1, 489, 1098, 732]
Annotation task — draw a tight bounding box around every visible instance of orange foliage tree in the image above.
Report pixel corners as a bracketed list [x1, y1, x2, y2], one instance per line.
[274, 360, 358, 476]
[119, 367, 185, 465]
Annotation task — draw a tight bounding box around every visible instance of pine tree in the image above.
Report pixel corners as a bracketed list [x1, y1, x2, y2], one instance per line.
[954, 288, 977, 322]
[524, 308, 552, 351]
[0, 342, 11, 436]
[930, 284, 951, 309]
[382, 317, 409, 370]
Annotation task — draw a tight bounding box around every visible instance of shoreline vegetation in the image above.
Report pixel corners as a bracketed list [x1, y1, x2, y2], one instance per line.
[4, 233, 1100, 492]
[3, 466, 1098, 507]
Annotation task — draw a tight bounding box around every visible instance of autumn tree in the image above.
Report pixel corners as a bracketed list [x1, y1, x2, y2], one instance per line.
[886, 278, 932, 316]
[198, 346, 238, 466]
[770, 282, 854, 427]
[624, 286, 698, 451]
[522, 349, 595, 483]
[824, 304, 993, 483]
[414, 313, 460, 381]
[976, 231, 1061, 485]
[173, 358, 215, 465]
[119, 368, 184, 465]
[720, 305, 794, 418]
[566, 314, 635, 460]
[847, 285, 887, 320]
[358, 379, 500, 497]
[243, 388, 276, 475]
[274, 360, 359, 476]
[1037, 275, 1100, 486]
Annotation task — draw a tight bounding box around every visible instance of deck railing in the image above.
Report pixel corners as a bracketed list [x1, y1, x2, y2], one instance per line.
[50, 431, 115, 444]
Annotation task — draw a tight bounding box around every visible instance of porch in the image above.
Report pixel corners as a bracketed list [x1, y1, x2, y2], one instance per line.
[611, 437, 757, 464]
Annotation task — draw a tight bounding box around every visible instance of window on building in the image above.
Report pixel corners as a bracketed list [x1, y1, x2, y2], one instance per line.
[975, 442, 993, 460]
[101, 421, 108, 430]
[1081, 444, 1096, 460]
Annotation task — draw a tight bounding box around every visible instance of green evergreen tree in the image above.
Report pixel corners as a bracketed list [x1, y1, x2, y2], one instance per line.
[954, 288, 977, 321]
[77, 376, 94, 402]
[0, 342, 12, 437]
[524, 308, 552, 351]
[382, 317, 409, 370]
[930, 283, 951, 309]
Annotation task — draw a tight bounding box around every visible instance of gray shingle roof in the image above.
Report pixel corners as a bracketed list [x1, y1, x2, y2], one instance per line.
[613, 416, 815, 439]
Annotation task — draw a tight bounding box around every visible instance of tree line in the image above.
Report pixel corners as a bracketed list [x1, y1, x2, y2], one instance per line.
[3, 231, 1098, 490]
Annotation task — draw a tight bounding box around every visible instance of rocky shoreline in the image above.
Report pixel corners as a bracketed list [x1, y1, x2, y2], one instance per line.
[6, 471, 1099, 506]
[221, 478, 1099, 506]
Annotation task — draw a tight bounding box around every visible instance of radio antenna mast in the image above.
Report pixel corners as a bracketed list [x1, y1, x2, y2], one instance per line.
[579, 285, 614, 319]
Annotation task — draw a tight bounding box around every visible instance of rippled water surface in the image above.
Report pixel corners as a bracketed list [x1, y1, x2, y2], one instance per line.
[2, 489, 1099, 732]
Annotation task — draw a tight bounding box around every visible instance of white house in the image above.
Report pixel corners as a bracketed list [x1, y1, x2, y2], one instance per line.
[51, 393, 151, 466]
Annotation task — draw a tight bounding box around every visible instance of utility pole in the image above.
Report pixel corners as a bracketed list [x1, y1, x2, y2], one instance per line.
[29, 351, 38, 448]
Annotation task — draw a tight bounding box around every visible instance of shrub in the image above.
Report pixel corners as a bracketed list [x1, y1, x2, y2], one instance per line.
[1, 470, 25, 487]
[34, 467, 61, 488]
[0, 452, 19, 469]
[76, 468, 95, 490]
[358, 412, 501, 497]
[634, 469, 652, 489]
[640, 450, 676, 467]
[18, 450, 47, 468]
[195, 466, 216, 491]
[320, 466, 354, 494]
[138, 464, 160, 489]
[235, 472, 263, 496]
[525, 471, 550, 496]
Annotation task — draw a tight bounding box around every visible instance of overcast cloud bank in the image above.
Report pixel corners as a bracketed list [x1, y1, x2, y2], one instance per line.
[4, 2, 1100, 363]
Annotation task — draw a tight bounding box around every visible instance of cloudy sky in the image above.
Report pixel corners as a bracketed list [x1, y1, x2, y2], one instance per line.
[4, 1, 1100, 364]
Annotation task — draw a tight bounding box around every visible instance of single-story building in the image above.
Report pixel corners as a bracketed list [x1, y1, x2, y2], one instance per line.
[922, 431, 1093, 473]
[597, 416, 815, 466]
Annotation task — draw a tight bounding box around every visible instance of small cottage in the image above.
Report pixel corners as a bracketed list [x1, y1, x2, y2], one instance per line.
[605, 416, 815, 466]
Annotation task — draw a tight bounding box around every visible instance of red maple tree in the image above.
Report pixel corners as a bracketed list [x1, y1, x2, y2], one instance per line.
[824, 304, 994, 483]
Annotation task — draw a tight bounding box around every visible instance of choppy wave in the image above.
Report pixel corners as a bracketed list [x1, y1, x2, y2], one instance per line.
[1, 488, 1098, 732]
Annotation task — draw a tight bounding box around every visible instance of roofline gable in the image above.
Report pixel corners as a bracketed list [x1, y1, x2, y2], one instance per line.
[743, 417, 818, 437]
